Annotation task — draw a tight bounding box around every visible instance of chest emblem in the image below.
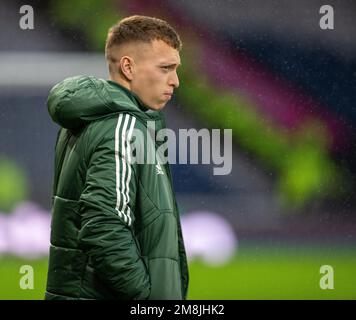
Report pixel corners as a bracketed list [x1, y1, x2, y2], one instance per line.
[155, 163, 164, 175]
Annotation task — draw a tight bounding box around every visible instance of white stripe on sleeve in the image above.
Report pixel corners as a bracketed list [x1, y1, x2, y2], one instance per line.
[115, 114, 136, 226]
[115, 114, 124, 221]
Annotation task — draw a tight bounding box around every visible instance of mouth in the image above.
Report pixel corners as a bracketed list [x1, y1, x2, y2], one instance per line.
[163, 92, 173, 100]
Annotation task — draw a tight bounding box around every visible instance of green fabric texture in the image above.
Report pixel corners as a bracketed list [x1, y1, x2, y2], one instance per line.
[45, 76, 189, 300]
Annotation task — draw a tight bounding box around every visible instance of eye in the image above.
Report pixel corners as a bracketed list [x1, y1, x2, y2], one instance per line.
[161, 66, 171, 71]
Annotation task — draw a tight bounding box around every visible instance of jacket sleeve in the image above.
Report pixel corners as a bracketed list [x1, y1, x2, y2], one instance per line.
[78, 114, 150, 300]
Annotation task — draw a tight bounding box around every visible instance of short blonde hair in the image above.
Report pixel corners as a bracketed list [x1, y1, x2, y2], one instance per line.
[105, 15, 182, 62]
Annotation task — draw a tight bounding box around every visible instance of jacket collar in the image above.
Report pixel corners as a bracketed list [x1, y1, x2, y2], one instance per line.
[107, 80, 149, 113]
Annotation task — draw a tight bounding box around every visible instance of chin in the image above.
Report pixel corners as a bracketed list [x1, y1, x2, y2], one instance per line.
[149, 103, 166, 110]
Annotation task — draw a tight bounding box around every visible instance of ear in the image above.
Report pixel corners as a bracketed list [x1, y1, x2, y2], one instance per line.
[119, 56, 134, 81]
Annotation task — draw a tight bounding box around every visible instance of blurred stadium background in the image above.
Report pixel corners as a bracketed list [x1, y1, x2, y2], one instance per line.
[0, 0, 356, 299]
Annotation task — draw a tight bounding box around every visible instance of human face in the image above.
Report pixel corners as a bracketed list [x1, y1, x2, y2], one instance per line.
[130, 40, 181, 110]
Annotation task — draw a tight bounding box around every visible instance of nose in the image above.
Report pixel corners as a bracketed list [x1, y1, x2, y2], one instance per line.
[169, 71, 179, 89]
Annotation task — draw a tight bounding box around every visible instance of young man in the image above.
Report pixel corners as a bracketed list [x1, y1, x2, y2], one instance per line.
[45, 15, 189, 300]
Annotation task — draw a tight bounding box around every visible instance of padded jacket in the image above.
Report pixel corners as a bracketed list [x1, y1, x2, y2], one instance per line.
[45, 76, 189, 300]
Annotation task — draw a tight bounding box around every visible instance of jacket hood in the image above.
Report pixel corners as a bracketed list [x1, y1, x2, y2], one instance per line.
[47, 76, 162, 130]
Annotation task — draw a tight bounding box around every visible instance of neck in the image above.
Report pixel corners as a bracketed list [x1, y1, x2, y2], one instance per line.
[109, 74, 132, 92]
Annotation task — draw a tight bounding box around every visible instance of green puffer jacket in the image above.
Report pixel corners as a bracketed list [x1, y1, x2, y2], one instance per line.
[45, 76, 189, 300]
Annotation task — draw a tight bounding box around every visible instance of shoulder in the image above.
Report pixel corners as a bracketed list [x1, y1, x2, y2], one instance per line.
[84, 113, 146, 148]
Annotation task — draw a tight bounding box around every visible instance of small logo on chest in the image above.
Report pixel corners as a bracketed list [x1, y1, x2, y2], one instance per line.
[156, 163, 164, 175]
